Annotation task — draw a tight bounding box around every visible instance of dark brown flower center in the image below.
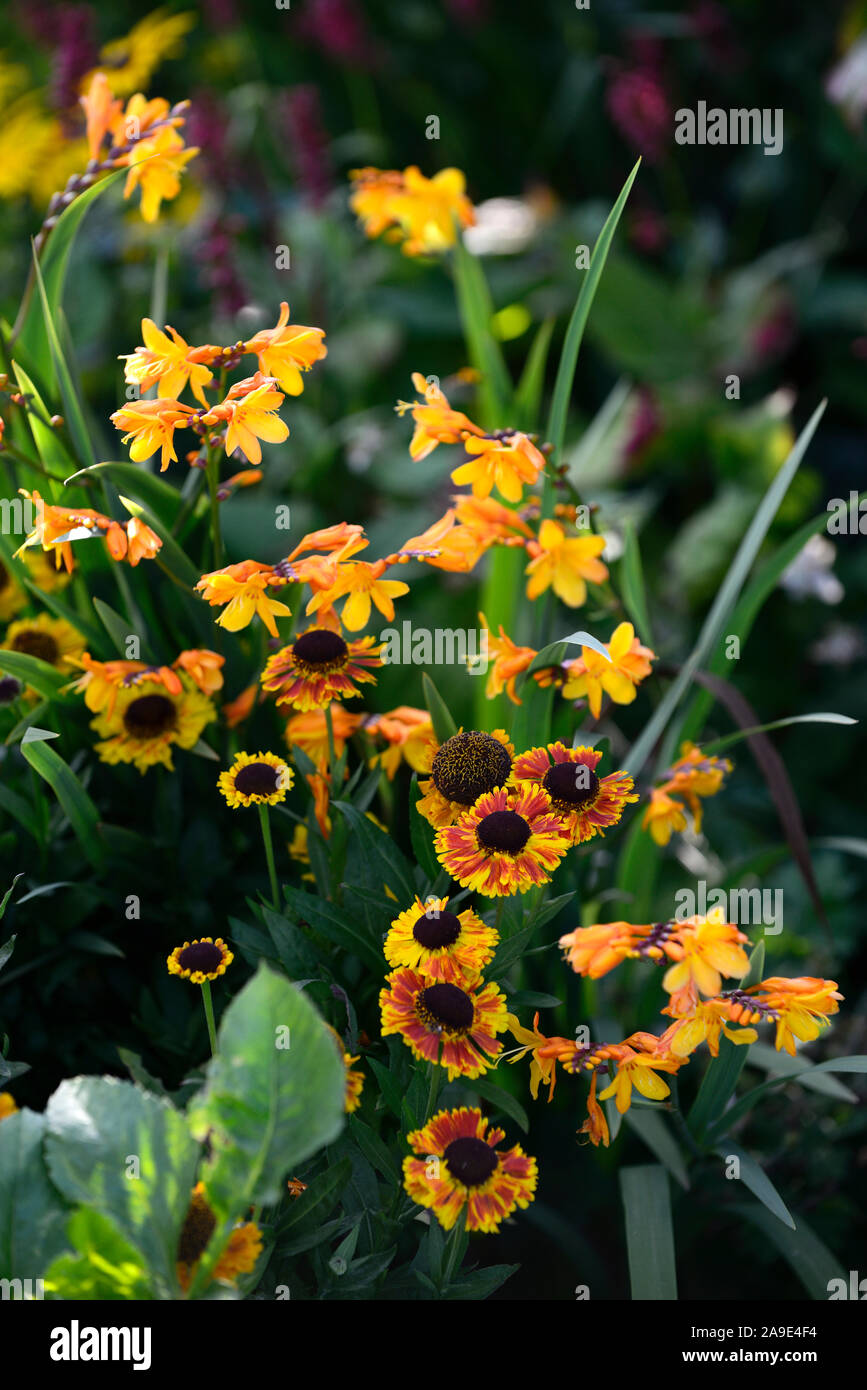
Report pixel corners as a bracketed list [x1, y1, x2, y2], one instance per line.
[431, 731, 511, 805]
[12, 629, 59, 664]
[477, 809, 530, 853]
[234, 761, 281, 797]
[544, 761, 599, 808]
[0, 676, 21, 704]
[293, 629, 348, 668]
[178, 941, 224, 975]
[418, 981, 474, 1032]
[444, 1136, 498, 1187]
[0, 560, 8, 591]
[177, 1192, 217, 1264]
[123, 693, 177, 739]
[413, 908, 461, 950]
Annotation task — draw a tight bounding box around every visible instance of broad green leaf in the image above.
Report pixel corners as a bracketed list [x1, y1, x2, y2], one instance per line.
[188, 964, 346, 1217]
[0, 1108, 71, 1280]
[19, 732, 104, 869]
[44, 1208, 152, 1300]
[732, 1201, 845, 1300]
[619, 1163, 678, 1300]
[715, 1142, 795, 1229]
[543, 159, 641, 512]
[624, 1109, 690, 1190]
[625, 399, 827, 777]
[422, 672, 459, 744]
[44, 1077, 199, 1298]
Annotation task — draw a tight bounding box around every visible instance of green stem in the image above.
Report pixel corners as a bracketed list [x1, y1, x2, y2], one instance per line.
[423, 1053, 444, 1123]
[200, 980, 218, 1056]
[258, 802, 280, 910]
[441, 1210, 467, 1289]
[205, 447, 223, 569]
[324, 702, 338, 791]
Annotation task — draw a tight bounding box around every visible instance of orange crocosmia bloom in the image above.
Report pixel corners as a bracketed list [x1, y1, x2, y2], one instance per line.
[658, 1001, 758, 1058]
[578, 1072, 610, 1148]
[642, 787, 689, 846]
[285, 704, 362, 774]
[662, 915, 750, 1005]
[395, 372, 484, 461]
[110, 398, 196, 471]
[348, 166, 406, 239]
[453, 493, 533, 543]
[315, 559, 409, 631]
[524, 520, 608, 608]
[739, 976, 843, 1057]
[558, 921, 641, 979]
[223, 682, 259, 728]
[121, 318, 218, 405]
[504, 1012, 559, 1102]
[80, 72, 122, 161]
[596, 1045, 682, 1114]
[391, 510, 482, 574]
[195, 560, 291, 637]
[121, 122, 199, 222]
[173, 648, 225, 695]
[561, 620, 655, 719]
[306, 771, 332, 837]
[388, 165, 475, 255]
[478, 612, 536, 704]
[124, 516, 163, 566]
[451, 431, 546, 504]
[202, 373, 289, 465]
[242, 302, 327, 396]
[363, 706, 433, 779]
[286, 523, 367, 561]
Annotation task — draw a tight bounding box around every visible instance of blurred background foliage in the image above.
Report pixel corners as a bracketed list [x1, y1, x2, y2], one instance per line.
[1, 0, 865, 1299]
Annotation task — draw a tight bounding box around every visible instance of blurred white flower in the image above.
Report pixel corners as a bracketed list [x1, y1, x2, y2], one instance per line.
[826, 36, 867, 124]
[779, 534, 844, 604]
[463, 198, 538, 256]
[809, 623, 866, 667]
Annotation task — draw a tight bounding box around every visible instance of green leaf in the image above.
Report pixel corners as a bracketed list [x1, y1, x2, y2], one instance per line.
[444, 1264, 519, 1299]
[349, 1116, 401, 1183]
[188, 964, 346, 1219]
[11, 363, 75, 479]
[44, 1208, 152, 1300]
[283, 886, 384, 973]
[31, 251, 96, 471]
[741, 1040, 858, 1102]
[277, 1158, 352, 1235]
[409, 774, 441, 883]
[44, 1077, 200, 1298]
[702, 712, 857, 756]
[619, 521, 655, 648]
[0, 874, 23, 924]
[513, 317, 555, 430]
[19, 732, 104, 869]
[422, 672, 459, 744]
[544, 159, 641, 508]
[709, 1055, 867, 1138]
[732, 1202, 845, 1300]
[625, 399, 827, 777]
[16, 169, 125, 385]
[119, 494, 201, 589]
[619, 1163, 678, 1300]
[452, 237, 512, 426]
[0, 1108, 71, 1281]
[334, 801, 416, 905]
[623, 1109, 690, 1190]
[367, 1057, 406, 1122]
[0, 647, 69, 700]
[470, 1074, 529, 1133]
[92, 597, 137, 657]
[715, 1142, 795, 1229]
[66, 461, 184, 527]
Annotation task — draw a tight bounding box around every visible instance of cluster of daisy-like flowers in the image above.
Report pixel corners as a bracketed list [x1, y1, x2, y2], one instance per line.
[501, 910, 843, 1146]
[642, 741, 733, 845]
[379, 895, 536, 1231]
[349, 167, 475, 256]
[110, 303, 326, 472]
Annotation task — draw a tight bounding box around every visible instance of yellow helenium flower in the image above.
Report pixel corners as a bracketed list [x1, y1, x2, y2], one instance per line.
[89, 675, 215, 773]
[217, 751, 293, 809]
[524, 520, 608, 607]
[2, 613, 85, 675]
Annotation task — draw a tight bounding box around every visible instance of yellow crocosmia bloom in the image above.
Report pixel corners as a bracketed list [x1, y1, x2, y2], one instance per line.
[395, 372, 484, 461]
[110, 398, 196, 470]
[747, 976, 843, 1058]
[363, 706, 433, 779]
[659, 1002, 758, 1058]
[662, 915, 751, 1004]
[122, 123, 199, 222]
[562, 620, 655, 718]
[242, 302, 327, 396]
[642, 787, 688, 846]
[202, 374, 289, 465]
[85, 10, 197, 99]
[524, 520, 608, 608]
[121, 319, 218, 405]
[596, 1047, 682, 1114]
[389, 166, 475, 256]
[451, 430, 546, 504]
[195, 561, 291, 637]
[321, 561, 409, 631]
[504, 1012, 558, 1101]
